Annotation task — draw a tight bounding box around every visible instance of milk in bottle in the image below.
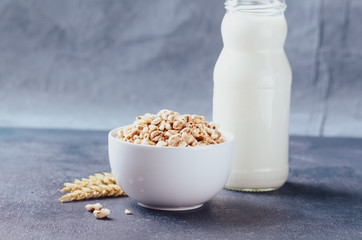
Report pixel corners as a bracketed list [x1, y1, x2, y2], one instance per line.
[213, 0, 292, 191]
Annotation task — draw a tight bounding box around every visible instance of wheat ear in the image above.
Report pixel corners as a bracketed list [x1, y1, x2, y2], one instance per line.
[59, 172, 126, 202]
[60, 172, 118, 192]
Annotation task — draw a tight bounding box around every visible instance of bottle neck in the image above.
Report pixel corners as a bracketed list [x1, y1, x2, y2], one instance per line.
[224, 0, 286, 16]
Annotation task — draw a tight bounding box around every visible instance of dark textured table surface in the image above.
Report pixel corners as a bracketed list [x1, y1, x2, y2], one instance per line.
[0, 128, 361, 240]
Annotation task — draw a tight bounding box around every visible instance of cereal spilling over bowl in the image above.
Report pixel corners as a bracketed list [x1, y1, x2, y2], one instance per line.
[115, 109, 226, 147]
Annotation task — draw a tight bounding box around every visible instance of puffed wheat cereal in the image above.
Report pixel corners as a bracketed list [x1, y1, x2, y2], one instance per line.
[125, 209, 133, 215]
[93, 208, 111, 219]
[115, 110, 226, 147]
[85, 203, 103, 212]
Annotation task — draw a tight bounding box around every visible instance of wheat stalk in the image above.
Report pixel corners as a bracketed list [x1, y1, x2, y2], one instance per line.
[59, 172, 126, 202]
[60, 172, 117, 193]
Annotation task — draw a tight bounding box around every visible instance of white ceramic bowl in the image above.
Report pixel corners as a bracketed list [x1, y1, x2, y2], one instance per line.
[108, 127, 234, 211]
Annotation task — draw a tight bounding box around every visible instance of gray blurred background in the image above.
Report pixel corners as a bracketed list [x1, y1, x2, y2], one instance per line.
[0, 0, 361, 137]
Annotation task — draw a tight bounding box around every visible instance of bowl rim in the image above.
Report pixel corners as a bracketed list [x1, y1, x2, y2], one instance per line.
[109, 126, 234, 150]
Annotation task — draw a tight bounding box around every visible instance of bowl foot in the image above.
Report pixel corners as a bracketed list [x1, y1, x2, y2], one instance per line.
[137, 202, 203, 211]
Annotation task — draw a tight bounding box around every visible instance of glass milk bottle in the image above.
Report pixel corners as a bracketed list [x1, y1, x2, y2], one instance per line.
[213, 0, 292, 191]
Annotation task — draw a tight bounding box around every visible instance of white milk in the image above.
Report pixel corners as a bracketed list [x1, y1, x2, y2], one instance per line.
[213, 5, 292, 191]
